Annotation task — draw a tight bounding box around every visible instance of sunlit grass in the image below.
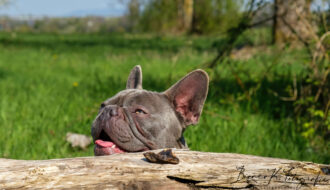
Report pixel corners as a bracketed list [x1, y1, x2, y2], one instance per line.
[0, 33, 327, 163]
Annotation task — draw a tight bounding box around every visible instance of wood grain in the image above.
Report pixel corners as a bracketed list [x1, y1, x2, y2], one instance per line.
[0, 149, 329, 189]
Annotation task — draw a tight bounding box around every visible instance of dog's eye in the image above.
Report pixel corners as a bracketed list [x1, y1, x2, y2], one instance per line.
[100, 103, 105, 108]
[135, 109, 146, 114]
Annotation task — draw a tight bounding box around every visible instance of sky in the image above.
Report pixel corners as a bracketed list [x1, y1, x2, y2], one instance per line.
[0, 0, 127, 17]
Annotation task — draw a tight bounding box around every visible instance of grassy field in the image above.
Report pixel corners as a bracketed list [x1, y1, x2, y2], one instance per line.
[0, 32, 328, 163]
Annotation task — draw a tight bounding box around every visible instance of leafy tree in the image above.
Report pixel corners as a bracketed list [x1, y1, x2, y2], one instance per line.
[136, 0, 242, 34]
[192, 0, 243, 34]
[127, 0, 140, 31]
[177, 0, 194, 32]
[138, 0, 179, 33]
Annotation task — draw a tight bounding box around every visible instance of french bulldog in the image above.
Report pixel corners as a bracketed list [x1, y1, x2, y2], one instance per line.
[91, 65, 208, 156]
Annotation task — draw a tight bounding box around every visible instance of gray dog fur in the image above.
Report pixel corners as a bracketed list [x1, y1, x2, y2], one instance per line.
[91, 65, 209, 156]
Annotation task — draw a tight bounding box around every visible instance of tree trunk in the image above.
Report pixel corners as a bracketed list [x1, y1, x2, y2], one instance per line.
[0, 149, 329, 189]
[273, 0, 318, 46]
[127, 0, 140, 31]
[178, 0, 194, 32]
[191, 0, 201, 34]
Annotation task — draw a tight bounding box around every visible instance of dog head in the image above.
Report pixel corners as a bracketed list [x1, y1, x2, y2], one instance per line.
[91, 65, 208, 156]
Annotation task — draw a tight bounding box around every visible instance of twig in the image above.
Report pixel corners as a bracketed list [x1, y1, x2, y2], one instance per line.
[314, 68, 329, 102]
[227, 61, 251, 101]
[248, 16, 274, 28]
[204, 0, 269, 68]
[270, 74, 298, 102]
[312, 31, 330, 69]
[279, 15, 313, 57]
[311, 32, 330, 103]
[204, 110, 232, 121]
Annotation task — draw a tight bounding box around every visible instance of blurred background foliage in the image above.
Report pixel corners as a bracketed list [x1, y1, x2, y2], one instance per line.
[0, 0, 329, 163]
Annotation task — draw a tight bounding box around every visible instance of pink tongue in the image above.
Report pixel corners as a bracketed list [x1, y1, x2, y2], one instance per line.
[95, 140, 114, 148]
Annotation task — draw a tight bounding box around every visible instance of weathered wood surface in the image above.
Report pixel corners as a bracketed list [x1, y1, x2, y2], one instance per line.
[0, 150, 329, 190]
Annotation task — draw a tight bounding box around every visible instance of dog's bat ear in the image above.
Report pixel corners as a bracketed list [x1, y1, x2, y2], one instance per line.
[126, 65, 143, 89]
[164, 69, 209, 126]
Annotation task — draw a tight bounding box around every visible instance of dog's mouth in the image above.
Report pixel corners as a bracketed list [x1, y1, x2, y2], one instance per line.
[94, 130, 125, 156]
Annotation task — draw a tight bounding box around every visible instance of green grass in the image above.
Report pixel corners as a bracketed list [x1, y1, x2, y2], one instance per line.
[0, 32, 327, 163]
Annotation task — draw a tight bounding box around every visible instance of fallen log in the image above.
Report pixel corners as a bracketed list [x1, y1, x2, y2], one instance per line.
[0, 149, 329, 189]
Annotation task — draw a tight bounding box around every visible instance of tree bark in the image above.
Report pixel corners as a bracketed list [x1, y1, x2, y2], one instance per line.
[0, 149, 329, 189]
[178, 0, 194, 32]
[273, 0, 318, 46]
[127, 0, 140, 31]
